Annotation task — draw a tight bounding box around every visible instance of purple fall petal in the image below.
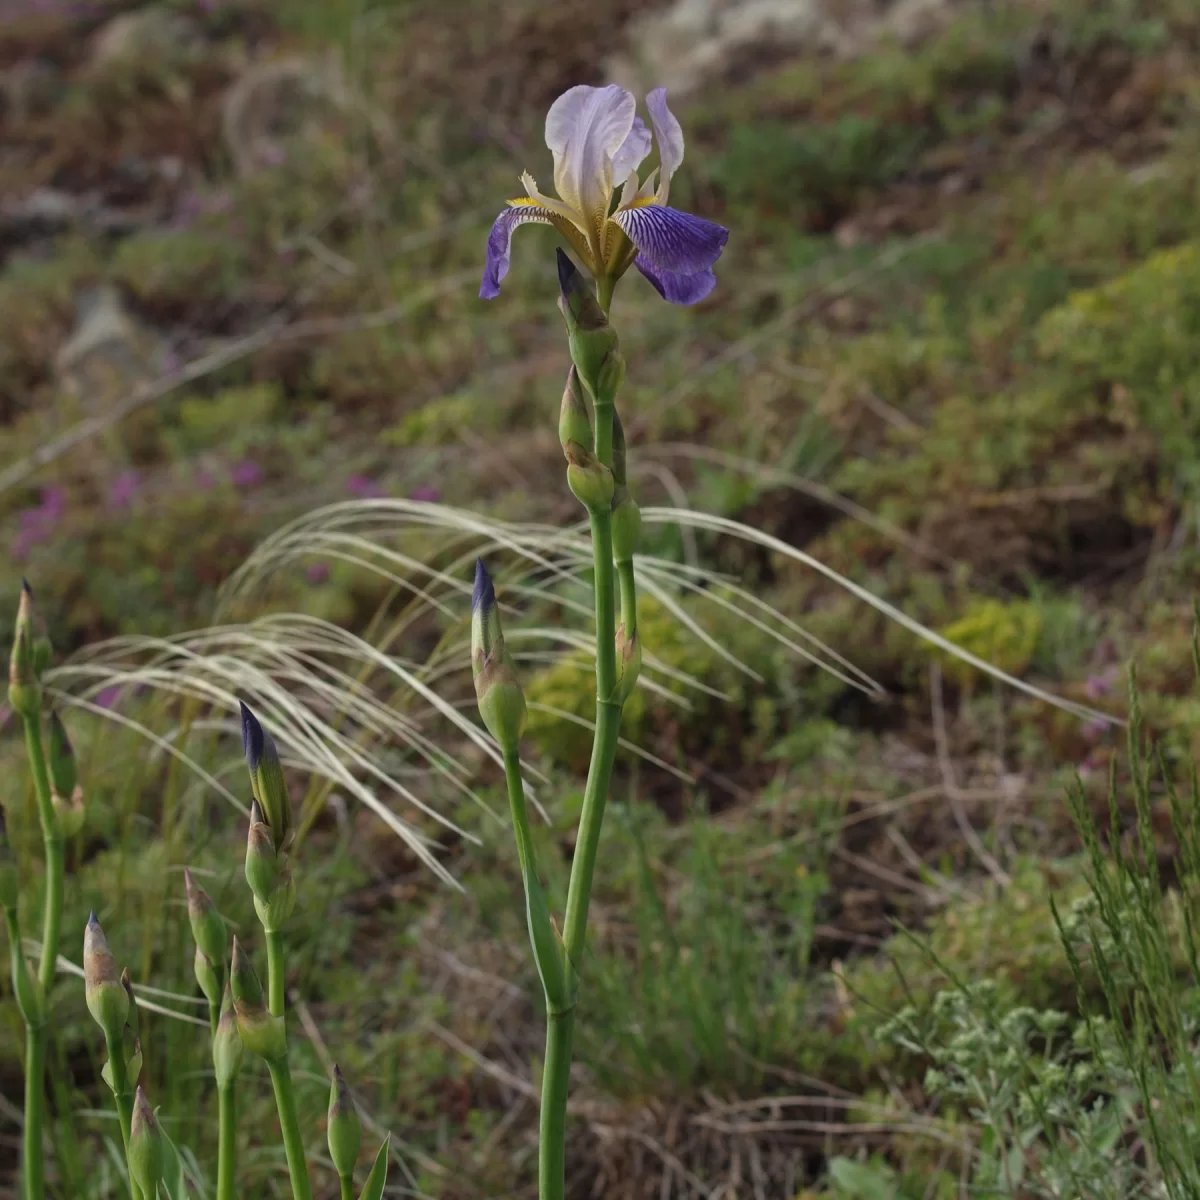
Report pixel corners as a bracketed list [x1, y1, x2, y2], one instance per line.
[634, 255, 717, 305]
[480, 205, 553, 299]
[613, 204, 728, 275]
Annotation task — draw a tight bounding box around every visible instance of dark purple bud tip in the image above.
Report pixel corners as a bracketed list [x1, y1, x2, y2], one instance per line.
[240, 700, 264, 771]
[472, 559, 495, 617]
[20, 579, 32, 596]
[556, 247, 580, 299]
[88, 909, 99, 928]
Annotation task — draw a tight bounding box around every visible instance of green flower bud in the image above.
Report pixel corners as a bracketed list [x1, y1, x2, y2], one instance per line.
[245, 799, 280, 903]
[253, 864, 296, 933]
[9, 921, 41, 1027]
[8, 582, 39, 718]
[46, 710, 77, 800]
[184, 868, 228, 967]
[611, 489, 642, 564]
[359, 1134, 391, 1200]
[84, 912, 129, 1042]
[51, 786, 85, 838]
[566, 452, 615, 511]
[121, 967, 139, 1040]
[194, 947, 221, 1009]
[557, 250, 622, 403]
[0, 809, 18, 913]
[212, 984, 244, 1089]
[558, 367, 593, 458]
[470, 560, 526, 752]
[611, 626, 642, 707]
[327, 1064, 362, 1179]
[230, 937, 285, 1061]
[128, 1086, 164, 1199]
[239, 701, 292, 849]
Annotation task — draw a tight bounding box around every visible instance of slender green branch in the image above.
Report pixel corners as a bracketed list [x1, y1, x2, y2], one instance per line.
[267, 1057, 313, 1200]
[538, 1009, 574, 1200]
[23, 1025, 44, 1200]
[216, 1084, 236, 1200]
[36, 837, 62, 994]
[103, 1030, 141, 1200]
[340, 1179, 355, 1200]
[265, 930, 285, 1019]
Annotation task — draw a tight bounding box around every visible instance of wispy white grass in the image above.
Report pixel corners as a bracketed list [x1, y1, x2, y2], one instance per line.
[45, 497, 1117, 882]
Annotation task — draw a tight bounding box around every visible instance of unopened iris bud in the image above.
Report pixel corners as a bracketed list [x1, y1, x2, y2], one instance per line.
[51, 787, 85, 838]
[239, 701, 292, 849]
[230, 937, 285, 1060]
[128, 1086, 164, 1199]
[470, 560, 526, 751]
[327, 1064, 362, 1179]
[8, 581, 39, 718]
[184, 868, 228, 967]
[0, 810, 18, 912]
[611, 626, 642, 706]
[194, 947, 221, 1008]
[84, 912, 129, 1041]
[245, 799, 280, 900]
[559, 367, 593, 459]
[9, 928, 41, 1026]
[566, 451, 615, 511]
[611, 490, 642, 564]
[47, 711, 77, 800]
[212, 984, 244, 1088]
[557, 249, 623, 404]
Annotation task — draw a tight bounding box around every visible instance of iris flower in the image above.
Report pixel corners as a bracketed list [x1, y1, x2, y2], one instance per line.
[481, 85, 728, 305]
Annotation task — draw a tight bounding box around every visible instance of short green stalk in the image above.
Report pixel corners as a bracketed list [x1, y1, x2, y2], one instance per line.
[103, 1030, 140, 1200]
[217, 1084, 236, 1200]
[23, 1025, 45, 1200]
[266, 1057, 313, 1200]
[265, 929, 286, 1018]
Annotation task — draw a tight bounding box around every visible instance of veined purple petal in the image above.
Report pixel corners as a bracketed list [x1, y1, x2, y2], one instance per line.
[645, 88, 684, 200]
[634, 255, 717, 305]
[480, 204, 553, 299]
[545, 84, 636, 225]
[613, 204, 728, 274]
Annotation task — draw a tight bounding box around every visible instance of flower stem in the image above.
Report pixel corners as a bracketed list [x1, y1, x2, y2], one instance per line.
[267, 1057, 313, 1200]
[265, 930, 285, 1018]
[23, 1024, 44, 1200]
[103, 1030, 140, 1200]
[216, 1083, 236, 1200]
[339, 1179, 355, 1200]
[617, 560, 637, 637]
[538, 1008, 574, 1200]
[19, 711, 63, 1200]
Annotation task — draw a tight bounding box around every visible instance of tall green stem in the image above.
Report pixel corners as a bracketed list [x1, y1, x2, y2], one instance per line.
[538, 1009, 574, 1200]
[216, 1084, 236, 1200]
[265, 931, 285, 1018]
[19, 712, 62, 1200]
[104, 1030, 140, 1200]
[267, 1057, 313, 1200]
[340, 1179, 355, 1200]
[23, 1024, 44, 1200]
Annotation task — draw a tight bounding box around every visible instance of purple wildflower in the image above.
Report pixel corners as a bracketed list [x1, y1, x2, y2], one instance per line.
[305, 562, 330, 585]
[409, 485, 440, 503]
[108, 471, 140, 510]
[345, 474, 385, 499]
[231, 459, 263, 489]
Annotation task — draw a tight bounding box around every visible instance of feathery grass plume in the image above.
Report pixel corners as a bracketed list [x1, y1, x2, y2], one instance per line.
[9, 579, 39, 717]
[229, 937, 284, 1061]
[212, 983, 243, 1089]
[471, 559, 526, 752]
[84, 912, 128, 1041]
[128, 1086, 164, 1199]
[327, 1065, 362, 1182]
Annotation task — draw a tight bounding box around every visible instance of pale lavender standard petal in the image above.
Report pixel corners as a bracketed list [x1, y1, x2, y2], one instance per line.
[612, 203, 728, 275]
[645, 88, 684, 201]
[634, 256, 717, 305]
[611, 116, 652, 183]
[545, 84, 636, 223]
[480, 205, 552, 299]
